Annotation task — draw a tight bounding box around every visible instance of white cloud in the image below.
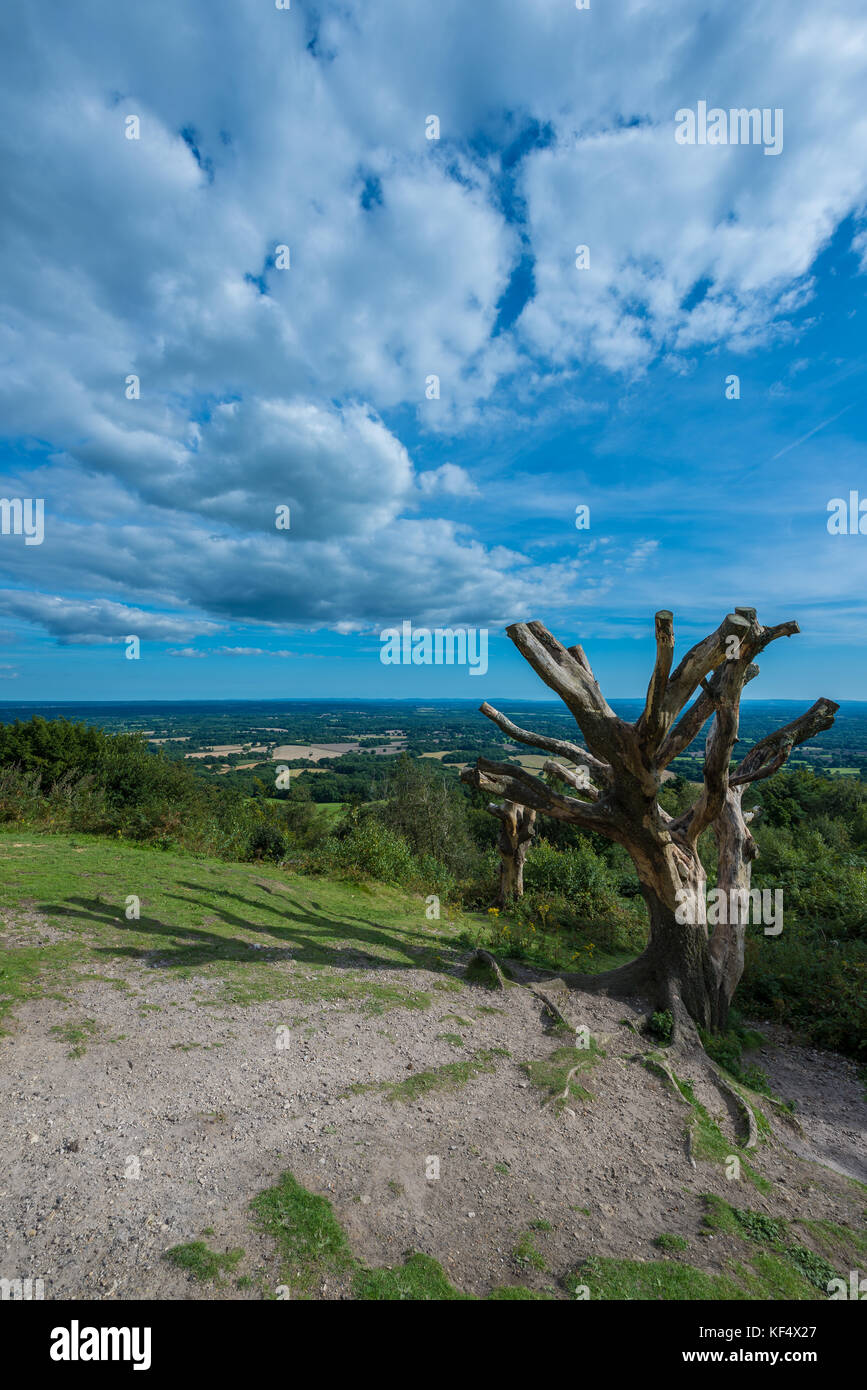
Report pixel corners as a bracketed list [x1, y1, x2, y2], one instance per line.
[417, 464, 479, 498]
[2, 0, 867, 644]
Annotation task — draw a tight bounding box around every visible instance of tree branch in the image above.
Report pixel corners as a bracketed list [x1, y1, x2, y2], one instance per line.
[543, 759, 601, 801]
[478, 701, 612, 784]
[505, 621, 628, 764]
[730, 698, 840, 785]
[637, 609, 674, 747]
[461, 758, 614, 833]
[662, 612, 751, 722]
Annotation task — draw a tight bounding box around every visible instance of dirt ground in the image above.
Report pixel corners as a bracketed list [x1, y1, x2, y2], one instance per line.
[0, 940, 864, 1300]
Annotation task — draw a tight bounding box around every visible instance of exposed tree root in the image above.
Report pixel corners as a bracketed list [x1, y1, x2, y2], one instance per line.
[631, 1052, 691, 1100]
[463, 946, 788, 1159]
[708, 1069, 759, 1150]
[464, 948, 509, 990]
[543, 1064, 588, 1110]
[528, 983, 577, 1034]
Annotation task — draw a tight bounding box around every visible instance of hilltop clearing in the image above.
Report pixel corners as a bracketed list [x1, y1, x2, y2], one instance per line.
[0, 833, 864, 1300]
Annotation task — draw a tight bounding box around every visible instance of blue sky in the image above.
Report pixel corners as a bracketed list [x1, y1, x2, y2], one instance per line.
[1, 1, 867, 701]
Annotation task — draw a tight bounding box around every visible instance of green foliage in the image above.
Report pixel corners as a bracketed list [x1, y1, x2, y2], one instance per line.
[703, 1195, 787, 1247]
[512, 1232, 546, 1271]
[245, 822, 288, 863]
[377, 755, 477, 879]
[250, 1170, 354, 1293]
[648, 1009, 674, 1043]
[785, 1245, 838, 1292]
[698, 1013, 773, 1095]
[653, 1232, 688, 1252]
[163, 1241, 244, 1282]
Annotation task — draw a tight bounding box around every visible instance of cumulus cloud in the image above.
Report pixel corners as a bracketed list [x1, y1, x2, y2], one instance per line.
[1, 0, 866, 645]
[417, 464, 480, 498]
[0, 591, 219, 645]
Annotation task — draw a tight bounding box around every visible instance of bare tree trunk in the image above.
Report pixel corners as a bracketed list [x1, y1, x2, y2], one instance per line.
[488, 800, 536, 907]
[708, 789, 758, 1030]
[463, 610, 838, 1035]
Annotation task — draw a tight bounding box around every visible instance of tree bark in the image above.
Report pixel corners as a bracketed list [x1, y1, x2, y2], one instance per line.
[487, 800, 536, 907]
[462, 610, 839, 1035]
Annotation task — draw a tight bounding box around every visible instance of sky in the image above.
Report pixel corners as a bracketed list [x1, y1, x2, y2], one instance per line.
[1, 0, 867, 702]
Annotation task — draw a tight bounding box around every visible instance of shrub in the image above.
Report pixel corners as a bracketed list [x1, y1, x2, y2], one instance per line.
[337, 820, 416, 884]
[245, 823, 288, 863]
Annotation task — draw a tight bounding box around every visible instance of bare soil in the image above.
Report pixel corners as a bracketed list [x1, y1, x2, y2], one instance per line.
[0, 936, 864, 1300]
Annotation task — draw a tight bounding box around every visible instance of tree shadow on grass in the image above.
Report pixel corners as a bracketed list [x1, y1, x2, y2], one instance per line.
[37, 890, 462, 982]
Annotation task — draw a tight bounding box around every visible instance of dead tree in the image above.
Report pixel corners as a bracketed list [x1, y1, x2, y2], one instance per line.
[487, 800, 536, 906]
[461, 609, 838, 1036]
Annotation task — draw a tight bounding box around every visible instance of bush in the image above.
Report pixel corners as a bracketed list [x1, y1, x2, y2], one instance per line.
[246, 823, 288, 863]
[523, 837, 612, 899]
[337, 820, 416, 884]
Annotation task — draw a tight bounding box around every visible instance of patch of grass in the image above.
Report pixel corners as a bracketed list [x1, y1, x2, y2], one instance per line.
[50, 1017, 98, 1058]
[797, 1217, 867, 1267]
[653, 1232, 689, 1253]
[522, 1041, 603, 1109]
[163, 1241, 243, 1283]
[734, 1252, 817, 1300]
[250, 1170, 354, 1295]
[674, 1075, 770, 1192]
[702, 1195, 786, 1248]
[353, 1252, 470, 1301]
[0, 941, 79, 1033]
[568, 1256, 742, 1301]
[785, 1245, 838, 1292]
[0, 832, 464, 1024]
[435, 1032, 464, 1047]
[439, 1014, 472, 1027]
[381, 1047, 510, 1103]
[512, 1232, 546, 1272]
[699, 1019, 786, 1104]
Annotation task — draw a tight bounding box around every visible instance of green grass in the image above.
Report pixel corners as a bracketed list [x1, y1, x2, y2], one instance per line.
[163, 1241, 244, 1283]
[250, 1169, 547, 1301]
[673, 1074, 770, 1191]
[703, 1194, 787, 1247]
[249, 1170, 354, 1295]
[50, 1016, 99, 1058]
[0, 831, 476, 1023]
[522, 1041, 604, 1109]
[380, 1047, 510, 1102]
[568, 1256, 743, 1301]
[702, 1195, 863, 1298]
[512, 1232, 547, 1271]
[353, 1252, 471, 1301]
[653, 1232, 689, 1253]
[559, 1195, 867, 1302]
